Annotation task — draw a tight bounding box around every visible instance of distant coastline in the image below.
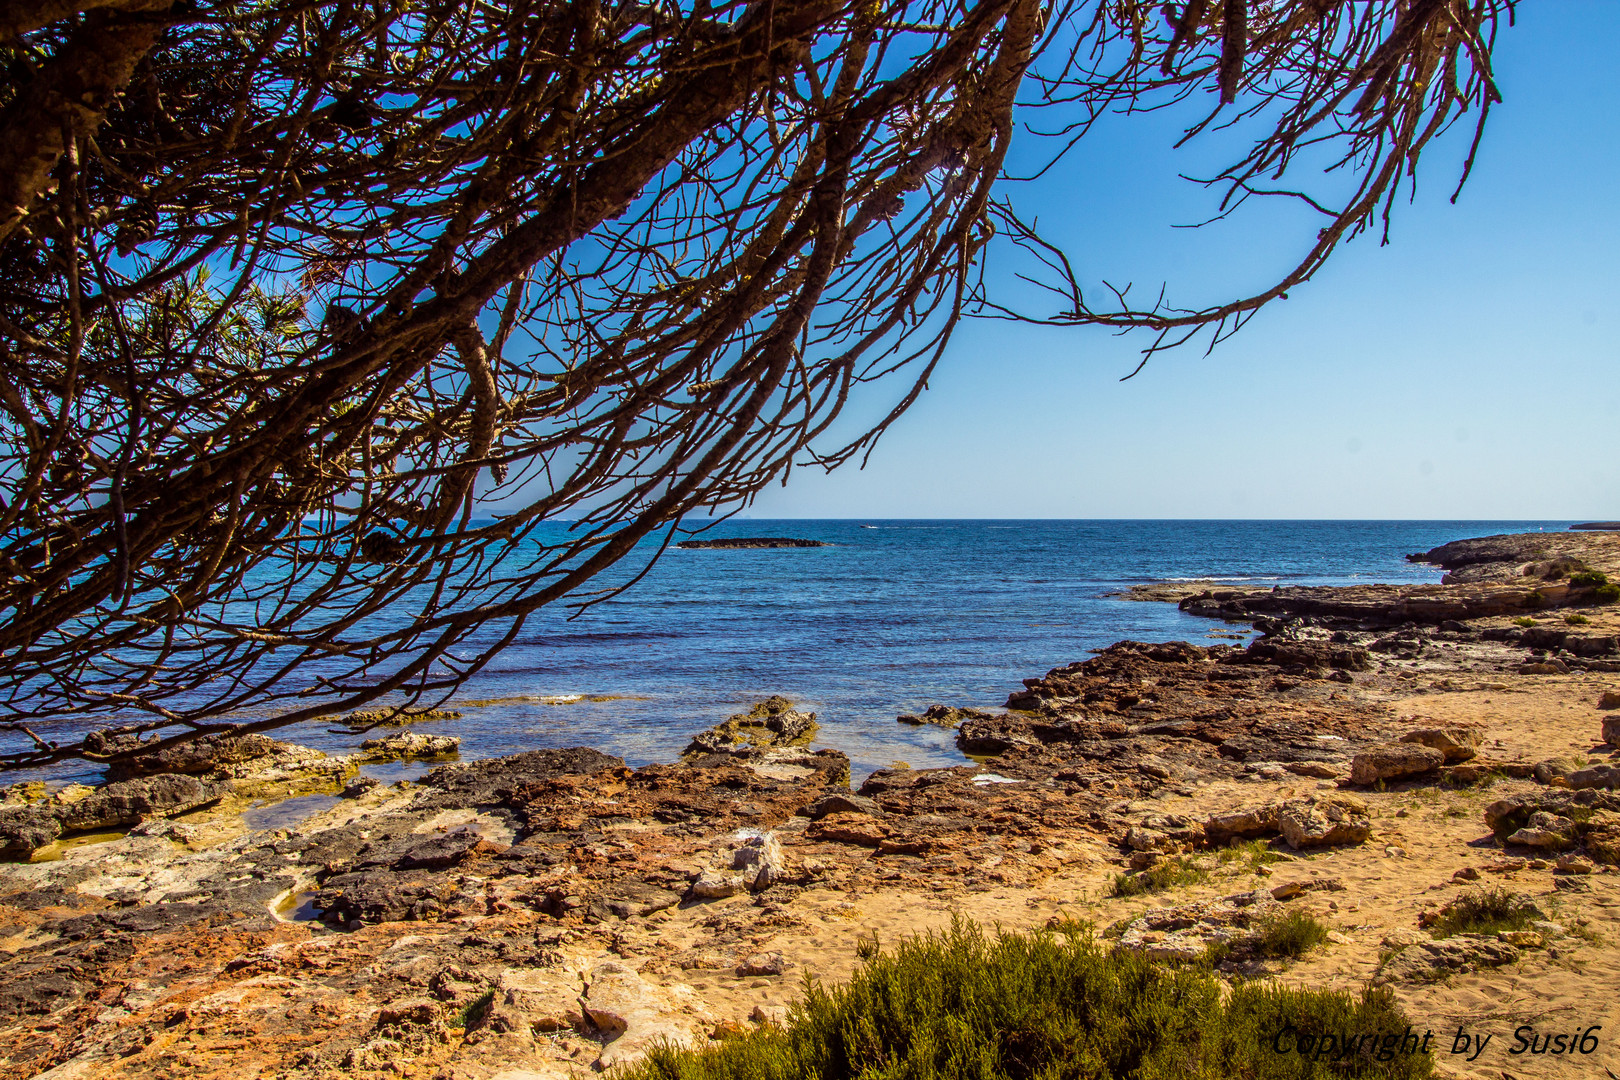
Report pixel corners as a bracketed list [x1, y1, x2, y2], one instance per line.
[675, 537, 830, 549]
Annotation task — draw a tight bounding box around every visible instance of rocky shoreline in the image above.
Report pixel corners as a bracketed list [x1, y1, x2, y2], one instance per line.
[3, 532, 1619, 1080]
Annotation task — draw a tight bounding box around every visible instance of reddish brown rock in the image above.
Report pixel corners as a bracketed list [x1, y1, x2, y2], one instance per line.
[1399, 726, 1483, 763]
[1349, 744, 1445, 786]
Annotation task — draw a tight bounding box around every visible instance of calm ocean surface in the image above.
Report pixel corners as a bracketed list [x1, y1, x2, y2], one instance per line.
[22, 520, 1573, 786]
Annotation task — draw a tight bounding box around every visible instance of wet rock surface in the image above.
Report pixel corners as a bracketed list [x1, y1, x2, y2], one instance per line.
[357, 731, 461, 761]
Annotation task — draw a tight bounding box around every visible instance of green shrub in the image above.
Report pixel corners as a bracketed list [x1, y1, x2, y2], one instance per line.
[1217, 838, 1284, 873]
[623, 920, 1431, 1080]
[1108, 856, 1208, 898]
[1565, 613, 1591, 626]
[1595, 583, 1620, 604]
[456, 989, 496, 1029]
[1569, 570, 1610, 588]
[1521, 591, 1547, 610]
[1254, 910, 1332, 959]
[1428, 887, 1540, 939]
[1511, 616, 1536, 628]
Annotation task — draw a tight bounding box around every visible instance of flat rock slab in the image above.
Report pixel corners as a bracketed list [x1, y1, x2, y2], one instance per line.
[1374, 936, 1522, 984]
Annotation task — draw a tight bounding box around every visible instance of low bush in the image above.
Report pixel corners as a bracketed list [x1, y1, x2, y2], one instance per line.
[1596, 583, 1620, 604]
[1565, 613, 1591, 626]
[1511, 616, 1536, 628]
[1428, 886, 1540, 939]
[623, 920, 1432, 1080]
[1569, 570, 1610, 588]
[1218, 837, 1285, 873]
[1521, 591, 1547, 610]
[1254, 910, 1332, 959]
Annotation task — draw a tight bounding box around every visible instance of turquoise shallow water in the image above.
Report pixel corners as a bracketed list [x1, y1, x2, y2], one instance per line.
[13, 520, 1571, 785]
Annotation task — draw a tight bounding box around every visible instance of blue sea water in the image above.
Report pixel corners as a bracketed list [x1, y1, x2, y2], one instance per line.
[274, 519, 1568, 783]
[15, 520, 1573, 786]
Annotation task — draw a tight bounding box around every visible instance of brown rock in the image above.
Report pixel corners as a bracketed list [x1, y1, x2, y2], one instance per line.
[1602, 714, 1620, 748]
[357, 732, 460, 761]
[1600, 690, 1620, 710]
[1204, 805, 1280, 844]
[1349, 744, 1445, 786]
[1277, 796, 1372, 850]
[736, 952, 789, 977]
[1568, 764, 1620, 791]
[55, 774, 225, 832]
[806, 812, 890, 847]
[1399, 726, 1482, 763]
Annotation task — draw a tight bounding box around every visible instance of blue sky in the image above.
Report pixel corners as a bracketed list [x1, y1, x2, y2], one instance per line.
[744, 1, 1619, 520]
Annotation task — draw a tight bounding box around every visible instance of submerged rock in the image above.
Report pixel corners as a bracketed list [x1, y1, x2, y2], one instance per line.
[896, 705, 995, 728]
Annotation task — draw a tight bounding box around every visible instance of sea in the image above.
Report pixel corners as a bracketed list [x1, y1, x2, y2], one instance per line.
[13, 520, 1575, 789]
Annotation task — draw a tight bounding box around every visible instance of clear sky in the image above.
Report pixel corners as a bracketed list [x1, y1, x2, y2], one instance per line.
[743, 1, 1619, 520]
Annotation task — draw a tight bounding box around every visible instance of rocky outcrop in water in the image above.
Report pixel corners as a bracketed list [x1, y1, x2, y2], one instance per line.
[0, 774, 225, 857]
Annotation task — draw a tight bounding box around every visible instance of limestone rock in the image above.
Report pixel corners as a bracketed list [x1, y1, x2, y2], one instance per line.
[736, 952, 789, 977]
[896, 705, 994, 728]
[358, 731, 461, 761]
[1568, 764, 1620, 790]
[800, 792, 881, 819]
[1284, 761, 1343, 780]
[1349, 744, 1444, 786]
[806, 812, 890, 847]
[731, 832, 785, 890]
[603, 882, 684, 919]
[1531, 755, 1587, 785]
[342, 775, 382, 798]
[1204, 805, 1279, 844]
[1278, 795, 1372, 850]
[415, 747, 623, 810]
[580, 962, 660, 1033]
[0, 805, 62, 859]
[1116, 888, 1285, 962]
[1399, 726, 1482, 763]
[1125, 826, 1177, 853]
[1375, 937, 1522, 984]
[1127, 850, 1160, 871]
[1506, 809, 1576, 849]
[106, 733, 287, 780]
[1603, 715, 1620, 748]
[497, 969, 584, 1031]
[580, 962, 703, 1071]
[684, 697, 818, 757]
[55, 773, 224, 832]
[317, 869, 474, 925]
[688, 871, 747, 900]
[1555, 853, 1594, 875]
[751, 1004, 789, 1026]
[1600, 690, 1620, 710]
